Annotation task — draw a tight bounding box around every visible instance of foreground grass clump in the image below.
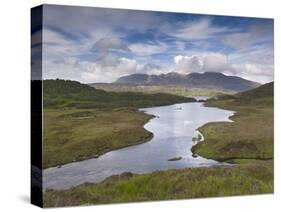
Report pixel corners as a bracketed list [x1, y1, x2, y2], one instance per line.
[43, 108, 153, 168]
[192, 82, 273, 161]
[44, 160, 273, 207]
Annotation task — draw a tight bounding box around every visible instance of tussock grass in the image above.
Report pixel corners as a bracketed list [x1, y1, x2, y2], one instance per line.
[43, 108, 153, 168]
[44, 160, 273, 207]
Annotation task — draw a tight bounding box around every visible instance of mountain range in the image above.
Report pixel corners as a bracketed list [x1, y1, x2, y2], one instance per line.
[114, 72, 261, 92]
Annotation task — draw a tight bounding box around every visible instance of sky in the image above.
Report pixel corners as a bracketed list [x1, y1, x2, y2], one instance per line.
[33, 4, 274, 83]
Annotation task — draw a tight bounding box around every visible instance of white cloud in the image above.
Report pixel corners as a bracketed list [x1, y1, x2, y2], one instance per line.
[96, 53, 120, 67]
[174, 53, 230, 74]
[226, 43, 274, 83]
[166, 19, 230, 41]
[229, 44, 274, 65]
[227, 63, 274, 84]
[202, 53, 229, 72]
[223, 23, 273, 49]
[81, 57, 138, 83]
[174, 55, 203, 74]
[223, 33, 252, 49]
[244, 63, 264, 75]
[43, 28, 93, 61]
[92, 37, 131, 54]
[129, 42, 168, 56]
[42, 27, 137, 82]
[44, 54, 138, 83]
[44, 5, 161, 39]
[43, 28, 73, 46]
[172, 52, 273, 83]
[41, 5, 273, 84]
[139, 63, 172, 75]
[63, 57, 80, 67]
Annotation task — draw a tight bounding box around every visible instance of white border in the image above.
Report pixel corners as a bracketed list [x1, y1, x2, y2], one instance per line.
[0, 0, 280, 211]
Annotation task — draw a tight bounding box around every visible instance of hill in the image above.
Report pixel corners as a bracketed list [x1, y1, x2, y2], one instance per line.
[43, 79, 196, 109]
[114, 72, 260, 92]
[236, 81, 273, 100]
[211, 81, 273, 106]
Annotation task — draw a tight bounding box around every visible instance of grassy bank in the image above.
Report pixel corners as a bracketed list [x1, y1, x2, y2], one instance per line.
[44, 159, 273, 207]
[192, 82, 273, 161]
[43, 108, 153, 168]
[43, 79, 195, 168]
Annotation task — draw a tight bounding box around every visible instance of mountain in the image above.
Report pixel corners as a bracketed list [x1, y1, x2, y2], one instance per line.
[114, 72, 261, 92]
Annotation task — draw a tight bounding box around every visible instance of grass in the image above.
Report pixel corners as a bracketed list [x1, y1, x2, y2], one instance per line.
[192, 82, 273, 161]
[44, 160, 273, 207]
[44, 79, 196, 109]
[43, 108, 153, 168]
[89, 83, 231, 97]
[43, 81, 274, 207]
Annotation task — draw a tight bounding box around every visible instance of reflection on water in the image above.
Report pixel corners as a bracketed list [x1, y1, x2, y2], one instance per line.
[44, 101, 233, 190]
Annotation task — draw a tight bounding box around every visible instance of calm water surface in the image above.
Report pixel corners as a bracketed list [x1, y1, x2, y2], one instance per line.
[44, 99, 234, 190]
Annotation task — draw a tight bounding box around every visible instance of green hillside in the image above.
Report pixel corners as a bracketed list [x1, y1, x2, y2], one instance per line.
[43, 79, 195, 109]
[237, 82, 273, 100]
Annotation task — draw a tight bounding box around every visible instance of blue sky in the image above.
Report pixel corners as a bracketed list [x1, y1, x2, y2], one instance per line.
[35, 4, 274, 83]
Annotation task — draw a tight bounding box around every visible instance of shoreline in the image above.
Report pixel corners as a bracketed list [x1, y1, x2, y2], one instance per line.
[43, 99, 228, 171]
[44, 111, 156, 169]
[48, 132, 155, 170]
[44, 159, 273, 207]
[44, 101, 234, 190]
[44, 98, 196, 169]
[191, 98, 273, 162]
[43, 96, 197, 169]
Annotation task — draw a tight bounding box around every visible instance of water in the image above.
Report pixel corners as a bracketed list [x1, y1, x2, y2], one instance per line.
[43, 100, 234, 190]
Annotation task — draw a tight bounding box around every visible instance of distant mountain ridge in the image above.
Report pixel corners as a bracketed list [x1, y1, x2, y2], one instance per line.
[114, 72, 261, 92]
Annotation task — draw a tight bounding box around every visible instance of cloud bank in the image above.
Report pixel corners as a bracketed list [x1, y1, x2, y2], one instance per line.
[37, 5, 274, 84]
